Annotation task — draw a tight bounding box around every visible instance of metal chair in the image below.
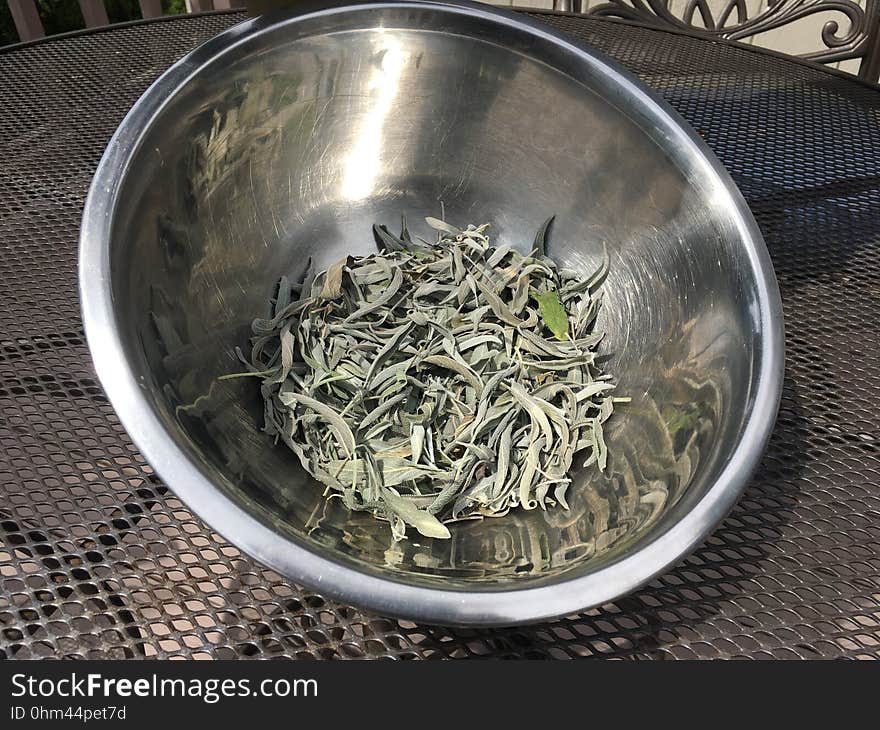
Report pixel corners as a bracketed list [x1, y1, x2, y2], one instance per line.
[552, 0, 880, 81]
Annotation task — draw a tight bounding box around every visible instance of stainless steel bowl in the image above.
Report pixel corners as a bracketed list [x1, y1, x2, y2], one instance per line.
[79, 1, 784, 625]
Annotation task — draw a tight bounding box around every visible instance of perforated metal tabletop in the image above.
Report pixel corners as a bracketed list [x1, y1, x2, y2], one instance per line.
[1, 9, 879, 660]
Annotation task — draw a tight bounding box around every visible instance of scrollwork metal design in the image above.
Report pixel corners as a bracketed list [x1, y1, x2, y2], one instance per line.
[553, 0, 880, 79]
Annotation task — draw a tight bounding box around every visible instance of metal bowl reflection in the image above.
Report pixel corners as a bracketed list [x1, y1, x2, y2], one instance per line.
[79, 1, 783, 625]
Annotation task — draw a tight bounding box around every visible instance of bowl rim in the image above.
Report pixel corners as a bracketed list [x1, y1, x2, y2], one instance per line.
[79, 0, 785, 626]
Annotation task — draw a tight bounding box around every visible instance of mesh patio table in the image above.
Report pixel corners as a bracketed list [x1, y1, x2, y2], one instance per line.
[1, 9, 879, 660]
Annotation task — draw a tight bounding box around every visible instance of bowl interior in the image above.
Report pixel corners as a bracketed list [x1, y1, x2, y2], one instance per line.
[106, 6, 768, 591]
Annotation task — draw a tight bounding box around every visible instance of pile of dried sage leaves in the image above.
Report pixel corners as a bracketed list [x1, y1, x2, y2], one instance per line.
[240, 216, 624, 540]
